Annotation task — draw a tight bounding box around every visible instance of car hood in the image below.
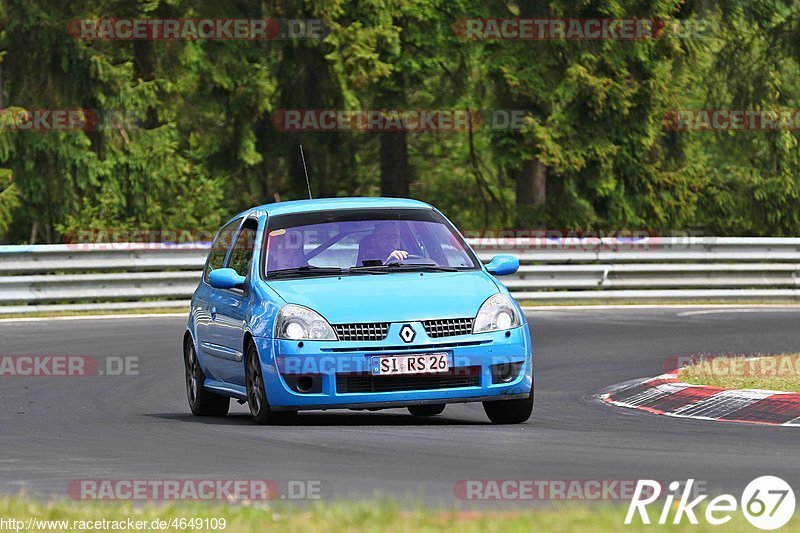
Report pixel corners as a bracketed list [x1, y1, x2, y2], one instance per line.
[267, 270, 499, 323]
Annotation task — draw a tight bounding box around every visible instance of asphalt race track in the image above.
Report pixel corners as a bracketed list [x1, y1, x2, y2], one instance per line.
[1, 308, 798, 503]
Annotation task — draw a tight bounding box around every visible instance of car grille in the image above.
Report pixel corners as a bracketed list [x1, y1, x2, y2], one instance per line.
[325, 339, 489, 353]
[422, 318, 474, 338]
[336, 366, 481, 394]
[333, 323, 390, 341]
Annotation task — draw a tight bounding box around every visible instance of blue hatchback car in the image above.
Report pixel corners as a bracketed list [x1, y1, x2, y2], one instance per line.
[184, 197, 533, 424]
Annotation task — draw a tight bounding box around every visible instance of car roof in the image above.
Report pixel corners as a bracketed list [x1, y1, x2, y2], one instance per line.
[233, 197, 433, 220]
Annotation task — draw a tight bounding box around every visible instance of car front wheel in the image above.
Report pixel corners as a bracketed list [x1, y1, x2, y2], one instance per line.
[246, 342, 297, 425]
[184, 339, 230, 417]
[483, 392, 533, 424]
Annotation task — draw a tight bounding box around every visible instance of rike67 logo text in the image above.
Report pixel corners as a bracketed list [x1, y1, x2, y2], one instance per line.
[626, 477, 795, 530]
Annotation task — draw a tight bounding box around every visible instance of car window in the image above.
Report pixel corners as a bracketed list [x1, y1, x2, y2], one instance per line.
[424, 222, 474, 268]
[228, 220, 257, 277]
[307, 229, 369, 268]
[263, 209, 478, 277]
[204, 218, 241, 281]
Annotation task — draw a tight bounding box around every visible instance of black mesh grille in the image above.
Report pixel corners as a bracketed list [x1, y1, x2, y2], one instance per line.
[422, 318, 474, 338]
[336, 366, 481, 394]
[333, 323, 390, 341]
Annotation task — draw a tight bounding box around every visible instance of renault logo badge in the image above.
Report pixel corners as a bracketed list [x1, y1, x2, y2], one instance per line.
[399, 324, 416, 343]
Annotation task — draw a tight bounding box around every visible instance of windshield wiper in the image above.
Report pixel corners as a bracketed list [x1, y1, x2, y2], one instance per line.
[349, 263, 459, 273]
[344, 266, 389, 275]
[268, 265, 345, 278]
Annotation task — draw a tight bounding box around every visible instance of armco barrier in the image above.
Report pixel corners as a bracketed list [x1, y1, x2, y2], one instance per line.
[2, 237, 800, 314]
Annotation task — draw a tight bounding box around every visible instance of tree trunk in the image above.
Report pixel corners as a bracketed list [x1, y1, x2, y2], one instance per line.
[514, 2, 548, 218]
[516, 158, 547, 208]
[133, 40, 158, 129]
[379, 130, 409, 197]
[376, 22, 409, 198]
[317, 149, 335, 198]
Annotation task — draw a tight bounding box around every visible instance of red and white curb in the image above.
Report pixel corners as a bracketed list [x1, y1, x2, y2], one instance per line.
[600, 371, 800, 427]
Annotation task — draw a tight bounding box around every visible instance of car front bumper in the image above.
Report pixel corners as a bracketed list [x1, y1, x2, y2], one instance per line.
[253, 323, 532, 411]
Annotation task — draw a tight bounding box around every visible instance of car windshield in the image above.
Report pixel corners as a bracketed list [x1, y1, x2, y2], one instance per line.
[264, 208, 478, 278]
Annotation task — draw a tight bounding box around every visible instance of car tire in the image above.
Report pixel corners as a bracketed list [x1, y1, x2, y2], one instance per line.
[408, 404, 445, 417]
[184, 338, 230, 417]
[483, 392, 533, 424]
[245, 342, 298, 425]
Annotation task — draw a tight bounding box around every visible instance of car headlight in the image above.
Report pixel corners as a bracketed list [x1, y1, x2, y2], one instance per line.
[276, 304, 338, 341]
[473, 293, 522, 334]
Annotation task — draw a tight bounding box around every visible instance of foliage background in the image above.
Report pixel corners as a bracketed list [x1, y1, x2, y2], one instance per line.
[1, 0, 799, 243]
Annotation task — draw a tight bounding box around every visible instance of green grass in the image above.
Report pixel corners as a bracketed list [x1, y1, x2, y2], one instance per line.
[0, 496, 795, 532]
[679, 354, 800, 392]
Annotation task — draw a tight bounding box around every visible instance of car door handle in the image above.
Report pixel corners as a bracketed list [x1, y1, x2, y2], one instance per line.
[210, 307, 217, 320]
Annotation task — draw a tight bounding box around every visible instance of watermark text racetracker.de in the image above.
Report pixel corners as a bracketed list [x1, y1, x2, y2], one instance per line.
[454, 18, 713, 40]
[68, 479, 330, 501]
[453, 479, 699, 501]
[270, 109, 530, 132]
[0, 108, 141, 131]
[0, 355, 138, 377]
[665, 353, 800, 377]
[276, 355, 521, 375]
[63, 229, 215, 250]
[68, 18, 328, 41]
[461, 229, 706, 252]
[0, 517, 227, 532]
[665, 110, 800, 131]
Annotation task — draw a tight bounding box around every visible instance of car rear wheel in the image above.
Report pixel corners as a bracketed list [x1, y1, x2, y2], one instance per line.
[483, 392, 533, 424]
[408, 404, 445, 417]
[184, 339, 230, 417]
[246, 343, 297, 425]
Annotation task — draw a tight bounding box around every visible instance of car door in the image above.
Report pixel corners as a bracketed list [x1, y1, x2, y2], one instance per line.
[208, 217, 258, 386]
[195, 217, 243, 382]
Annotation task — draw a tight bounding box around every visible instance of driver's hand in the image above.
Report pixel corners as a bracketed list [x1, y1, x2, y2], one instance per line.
[386, 250, 409, 263]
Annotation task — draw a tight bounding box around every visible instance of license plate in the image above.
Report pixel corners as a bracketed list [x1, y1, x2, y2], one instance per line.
[371, 353, 450, 376]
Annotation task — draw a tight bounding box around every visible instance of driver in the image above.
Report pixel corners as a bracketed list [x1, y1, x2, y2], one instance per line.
[268, 231, 307, 271]
[361, 221, 409, 264]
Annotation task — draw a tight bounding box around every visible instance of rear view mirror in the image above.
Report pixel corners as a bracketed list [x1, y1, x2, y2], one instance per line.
[485, 255, 519, 276]
[208, 268, 246, 289]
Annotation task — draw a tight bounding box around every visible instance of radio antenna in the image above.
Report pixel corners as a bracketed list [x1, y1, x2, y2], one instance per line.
[299, 145, 312, 199]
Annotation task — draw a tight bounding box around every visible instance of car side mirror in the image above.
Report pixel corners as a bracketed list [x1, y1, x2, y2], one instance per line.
[485, 255, 519, 276]
[208, 268, 246, 290]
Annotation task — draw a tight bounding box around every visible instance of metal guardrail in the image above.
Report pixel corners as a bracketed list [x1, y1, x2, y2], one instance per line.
[2, 238, 800, 314]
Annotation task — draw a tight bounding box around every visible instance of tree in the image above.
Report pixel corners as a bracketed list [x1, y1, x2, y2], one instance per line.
[486, 0, 701, 230]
